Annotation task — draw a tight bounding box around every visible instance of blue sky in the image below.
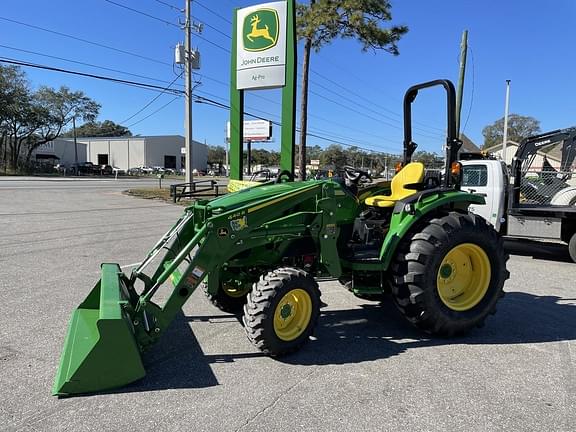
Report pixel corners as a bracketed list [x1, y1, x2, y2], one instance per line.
[1, 0, 575, 155]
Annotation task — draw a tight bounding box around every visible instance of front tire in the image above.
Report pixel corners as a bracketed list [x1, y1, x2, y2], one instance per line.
[243, 268, 321, 355]
[391, 211, 509, 336]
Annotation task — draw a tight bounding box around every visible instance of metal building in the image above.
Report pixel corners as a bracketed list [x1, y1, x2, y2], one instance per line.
[67, 135, 208, 172]
[32, 139, 87, 165]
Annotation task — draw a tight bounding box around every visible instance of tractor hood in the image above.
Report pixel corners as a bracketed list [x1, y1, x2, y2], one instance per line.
[207, 180, 320, 212]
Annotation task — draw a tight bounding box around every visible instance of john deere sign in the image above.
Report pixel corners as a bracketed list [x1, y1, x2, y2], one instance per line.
[243, 9, 279, 51]
[236, 1, 287, 90]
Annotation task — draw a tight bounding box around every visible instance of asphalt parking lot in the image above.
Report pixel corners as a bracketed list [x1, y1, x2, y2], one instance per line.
[0, 177, 574, 432]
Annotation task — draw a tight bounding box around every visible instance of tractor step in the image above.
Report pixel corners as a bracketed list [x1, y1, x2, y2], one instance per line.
[346, 244, 381, 262]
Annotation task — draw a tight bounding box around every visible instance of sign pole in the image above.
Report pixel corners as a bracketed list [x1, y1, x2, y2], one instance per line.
[281, 0, 296, 176]
[230, 10, 244, 181]
[247, 139, 252, 174]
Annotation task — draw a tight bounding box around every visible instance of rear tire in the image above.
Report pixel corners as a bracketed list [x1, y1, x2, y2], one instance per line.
[569, 232, 576, 263]
[391, 211, 509, 336]
[203, 279, 251, 314]
[243, 267, 321, 355]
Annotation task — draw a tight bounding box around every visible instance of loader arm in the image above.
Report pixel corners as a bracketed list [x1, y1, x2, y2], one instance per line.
[133, 181, 345, 347]
[53, 181, 348, 396]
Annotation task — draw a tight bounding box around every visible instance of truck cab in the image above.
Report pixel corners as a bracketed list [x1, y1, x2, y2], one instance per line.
[460, 128, 576, 262]
[461, 159, 508, 231]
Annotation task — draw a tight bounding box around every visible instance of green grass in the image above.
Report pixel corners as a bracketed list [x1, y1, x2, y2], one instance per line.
[124, 187, 226, 206]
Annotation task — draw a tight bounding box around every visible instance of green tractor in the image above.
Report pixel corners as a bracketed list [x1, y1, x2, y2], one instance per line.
[53, 79, 509, 396]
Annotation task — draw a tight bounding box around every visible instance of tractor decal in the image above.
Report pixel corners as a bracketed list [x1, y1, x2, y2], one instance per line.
[242, 9, 279, 52]
[230, 216, 248, 232]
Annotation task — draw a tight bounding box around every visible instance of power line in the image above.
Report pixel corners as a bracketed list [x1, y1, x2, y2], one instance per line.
[194, 87, 398, 148]
[1, 54, 388, 151]
[153, 0, 181, 12]
[0, 57, 184, 95]
[308, 88, 441, 141]
[309, 68, 445, 135]
[152, 1, 232, 40]
[191, 69, 406, 145]
[0, 44, 182, 88]
[0, 52, 392, 151]
[104, 0, 179, 27]
[0, 16, 172, 67]
[155, 0, 232, 39]
[197, 19, 231, 40]
[196, 75, 404, 146]
[149, 0, 417, 138]
[195, 1, 232, 25]
[0, 9, 443, 143]
[103, 0, 231, 53]
[306, 74, 445, 138]
[170, 10, 442, 138]
[194, 92, 397, 153]
[314, 52, 447, 134]
[120, 72, 183, 124]
[126, 96, 181, 128]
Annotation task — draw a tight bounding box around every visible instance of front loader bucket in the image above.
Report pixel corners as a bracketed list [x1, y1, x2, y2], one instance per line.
[53, 263, 145, 396]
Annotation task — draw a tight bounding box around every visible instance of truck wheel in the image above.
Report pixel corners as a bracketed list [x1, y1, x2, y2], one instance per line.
[243, 268, 321, 355]
[203, 279, 252, 314]
[391, 211, 509, 336]
[569, 232, 576, 263]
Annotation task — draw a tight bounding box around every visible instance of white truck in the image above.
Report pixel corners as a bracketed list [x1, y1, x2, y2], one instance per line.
[460, 128, 576, 262]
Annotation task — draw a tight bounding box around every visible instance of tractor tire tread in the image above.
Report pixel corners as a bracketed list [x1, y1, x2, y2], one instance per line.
[243, 267, 321, 356]
[390, 211, 509, 336]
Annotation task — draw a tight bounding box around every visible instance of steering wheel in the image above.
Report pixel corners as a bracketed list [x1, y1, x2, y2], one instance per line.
[275, 169, 295, 183]
[343, 166, 372, 185]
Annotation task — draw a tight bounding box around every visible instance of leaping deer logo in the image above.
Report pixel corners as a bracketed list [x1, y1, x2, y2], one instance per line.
[242, 9, 279, 51]
[247, 15, 275, 43]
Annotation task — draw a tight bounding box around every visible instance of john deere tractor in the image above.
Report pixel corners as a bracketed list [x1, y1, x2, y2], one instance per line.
[53, 80, 509, 396]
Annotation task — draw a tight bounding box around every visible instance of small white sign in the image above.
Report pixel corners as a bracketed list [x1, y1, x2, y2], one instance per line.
[36, 141, 55, 155]
[236, 1, 287, 90]
[227, 120, 272, 142]
[310, 159, 320, 166]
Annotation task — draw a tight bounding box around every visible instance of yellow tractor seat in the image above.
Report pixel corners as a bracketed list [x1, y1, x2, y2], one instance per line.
[365, 162, 425, 208]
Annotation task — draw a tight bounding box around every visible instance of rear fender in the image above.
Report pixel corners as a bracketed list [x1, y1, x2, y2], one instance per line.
[379, 190, 485, 269]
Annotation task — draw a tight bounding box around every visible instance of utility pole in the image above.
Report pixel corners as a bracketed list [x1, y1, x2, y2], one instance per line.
[455, 30, 468, 136]
[184, 0, 193, 185]
[73, 116, 78, 164]
[502, 80, 511, 163]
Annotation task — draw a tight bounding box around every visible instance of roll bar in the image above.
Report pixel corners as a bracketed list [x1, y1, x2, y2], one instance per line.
[403, 79, 462, 188]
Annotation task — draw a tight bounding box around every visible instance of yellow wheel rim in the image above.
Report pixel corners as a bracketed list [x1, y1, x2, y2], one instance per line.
[222, 281, 251, 298]
[273, 289, 312, 341]
[436, 243, 491, 312]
